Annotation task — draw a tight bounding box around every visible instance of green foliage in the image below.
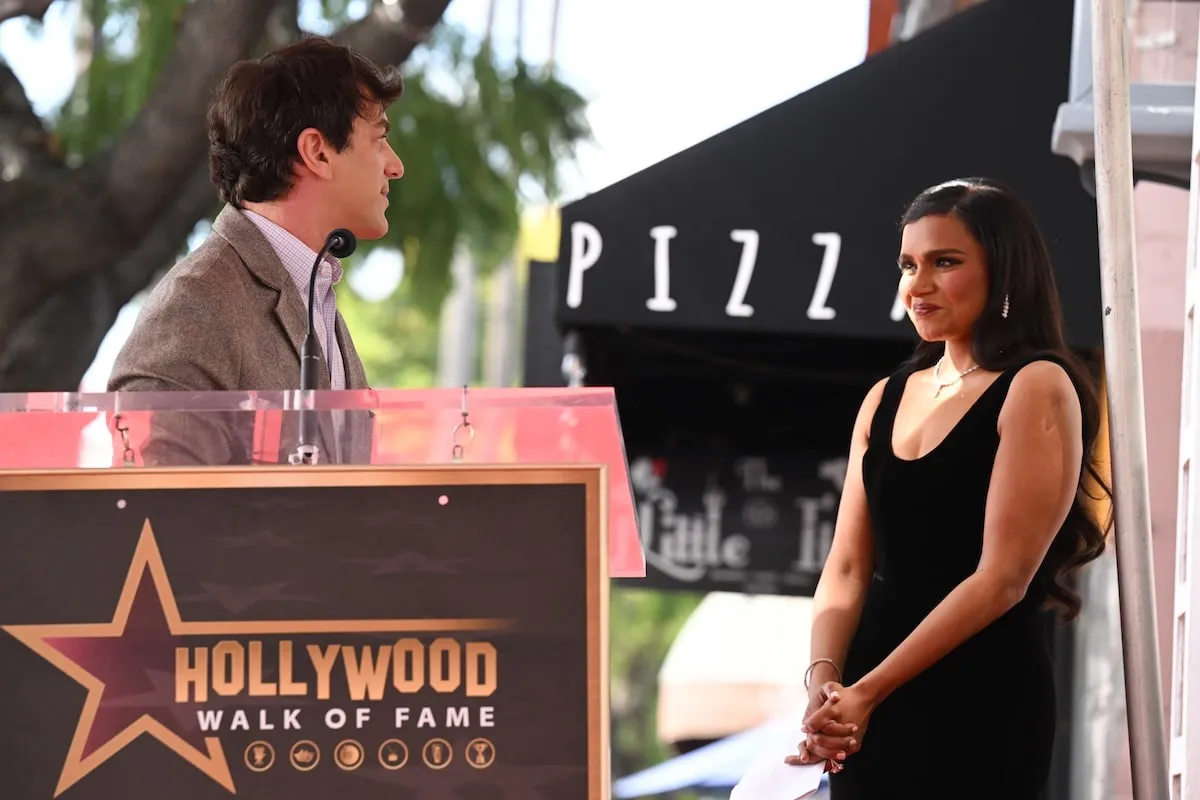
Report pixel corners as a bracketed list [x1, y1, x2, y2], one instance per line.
[312, 0, 359, 28]
[609, 585, 706, 783]
[335, 274, 440, 388]
[376, 29, 590, 312]
[56, 0, 189, 160]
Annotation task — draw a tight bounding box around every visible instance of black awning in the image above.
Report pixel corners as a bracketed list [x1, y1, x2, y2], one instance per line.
[554, 0, 1102, 348]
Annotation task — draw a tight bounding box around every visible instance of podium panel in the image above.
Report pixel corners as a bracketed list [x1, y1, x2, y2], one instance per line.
[0, 387, 644, 578]
[0, 465, 608, 799]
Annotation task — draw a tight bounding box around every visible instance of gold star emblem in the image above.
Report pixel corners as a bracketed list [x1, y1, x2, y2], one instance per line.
[4, 520, 233, 796]
[3, 519, 514, 796]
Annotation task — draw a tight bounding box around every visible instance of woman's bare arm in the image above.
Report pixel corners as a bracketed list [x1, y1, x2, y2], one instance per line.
[806, 378, 886, 688]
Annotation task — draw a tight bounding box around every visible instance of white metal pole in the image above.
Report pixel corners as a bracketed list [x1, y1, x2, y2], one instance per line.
[1167, 16, 1200, 799]
[1089, 2, 1171, 799]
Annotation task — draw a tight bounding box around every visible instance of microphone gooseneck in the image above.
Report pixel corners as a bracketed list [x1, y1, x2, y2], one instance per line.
[291, 228, 359, 466]
[301, 229, 357, 392]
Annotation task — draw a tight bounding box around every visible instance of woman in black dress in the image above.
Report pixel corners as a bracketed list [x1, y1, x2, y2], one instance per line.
[784, 178, 1110, 798]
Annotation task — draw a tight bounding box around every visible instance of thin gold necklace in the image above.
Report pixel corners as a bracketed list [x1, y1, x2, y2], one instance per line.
[932, 356, 980, 397]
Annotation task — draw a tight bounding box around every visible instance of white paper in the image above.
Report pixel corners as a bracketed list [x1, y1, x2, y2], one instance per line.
[729, 736, 824, 800]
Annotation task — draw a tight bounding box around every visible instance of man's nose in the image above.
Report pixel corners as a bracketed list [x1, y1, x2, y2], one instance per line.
[385, 146, 404, 179]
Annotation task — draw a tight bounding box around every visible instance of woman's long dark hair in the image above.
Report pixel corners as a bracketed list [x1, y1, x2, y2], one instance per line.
[898, 177, 1111, 621]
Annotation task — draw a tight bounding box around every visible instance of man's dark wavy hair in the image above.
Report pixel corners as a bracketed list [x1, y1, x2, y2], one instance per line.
[207, 36, 404, 207]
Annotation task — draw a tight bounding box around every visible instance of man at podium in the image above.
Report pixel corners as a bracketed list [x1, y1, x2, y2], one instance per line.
[107, 37, 406, 466]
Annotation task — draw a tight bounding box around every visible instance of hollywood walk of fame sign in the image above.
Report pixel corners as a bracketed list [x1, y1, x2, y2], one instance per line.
[0, 466, 608, 799]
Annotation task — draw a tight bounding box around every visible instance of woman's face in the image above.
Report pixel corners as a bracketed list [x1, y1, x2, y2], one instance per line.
[897, 213, 990, 345]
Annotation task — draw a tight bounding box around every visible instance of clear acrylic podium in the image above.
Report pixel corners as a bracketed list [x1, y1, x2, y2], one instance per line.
[0, 387, 636, 798]
[0, 387, 645, 577]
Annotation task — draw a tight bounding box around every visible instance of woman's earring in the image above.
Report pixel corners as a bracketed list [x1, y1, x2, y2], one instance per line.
[1001, 294, 1010, 319]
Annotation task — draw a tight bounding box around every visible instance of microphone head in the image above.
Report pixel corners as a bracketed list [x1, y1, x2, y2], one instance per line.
[325, 228, 357, 259]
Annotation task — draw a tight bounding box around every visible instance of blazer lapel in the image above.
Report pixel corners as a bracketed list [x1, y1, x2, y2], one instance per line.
[274, 287, 312, 370]
[212, 208, 309, 365]
[336, 314, 368, 390]
[212, 205, 338, 456]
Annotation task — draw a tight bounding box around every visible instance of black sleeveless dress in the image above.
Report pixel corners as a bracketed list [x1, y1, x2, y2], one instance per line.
[829, 356, 1063, 799]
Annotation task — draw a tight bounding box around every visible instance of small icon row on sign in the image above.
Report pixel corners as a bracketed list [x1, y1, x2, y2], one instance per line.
[244, 737, 496, 773]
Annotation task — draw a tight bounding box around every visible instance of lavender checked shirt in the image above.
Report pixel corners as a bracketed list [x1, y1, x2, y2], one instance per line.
[241, 210, 347, 391]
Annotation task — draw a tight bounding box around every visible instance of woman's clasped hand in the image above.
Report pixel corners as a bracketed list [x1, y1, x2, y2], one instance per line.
[783, 680, 874, 774]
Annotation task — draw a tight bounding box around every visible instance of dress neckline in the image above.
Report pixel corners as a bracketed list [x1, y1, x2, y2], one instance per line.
[887, 368, 1009, 463]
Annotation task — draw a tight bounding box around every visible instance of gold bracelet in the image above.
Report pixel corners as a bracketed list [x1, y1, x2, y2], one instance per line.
[804, 658, 842, 689]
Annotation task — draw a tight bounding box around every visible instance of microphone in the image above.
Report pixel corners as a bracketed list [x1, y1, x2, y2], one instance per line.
[290, 228, 357, 466]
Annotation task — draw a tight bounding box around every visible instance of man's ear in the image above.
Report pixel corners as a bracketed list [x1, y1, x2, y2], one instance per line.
[295, 127, 333, 179]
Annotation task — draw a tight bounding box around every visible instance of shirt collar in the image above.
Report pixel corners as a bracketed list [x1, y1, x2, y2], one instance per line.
[240, 208, 345, 285]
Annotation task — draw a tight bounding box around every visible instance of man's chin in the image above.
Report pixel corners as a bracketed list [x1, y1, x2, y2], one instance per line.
[352, 220, 389, 241]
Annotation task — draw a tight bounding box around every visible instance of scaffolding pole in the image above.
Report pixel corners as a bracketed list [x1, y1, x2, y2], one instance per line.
[1168, 12, 1200, 798]
[1088, 2, 1170, 799]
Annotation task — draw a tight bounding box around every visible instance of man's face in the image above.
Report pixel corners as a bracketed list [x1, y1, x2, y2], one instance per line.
[326, 102, 404, 240]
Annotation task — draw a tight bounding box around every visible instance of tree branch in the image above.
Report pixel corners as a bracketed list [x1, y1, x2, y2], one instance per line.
[0, 162, 220, 390]
[0, 57, 59, 180]
[111, 162, 223, 298]
[0, 0, 54, 26]
[264, 0, 302, 50]
[103, 0, 280, 235]
[0, 0, 278, 355]
[334, 0, 452, 65]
